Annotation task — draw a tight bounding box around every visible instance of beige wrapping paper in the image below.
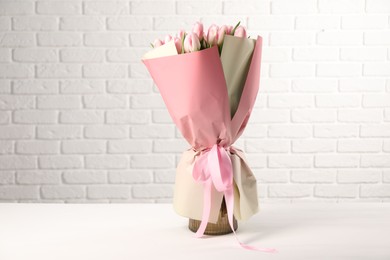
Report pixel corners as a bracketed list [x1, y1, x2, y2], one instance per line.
[173, 148, 259, 223]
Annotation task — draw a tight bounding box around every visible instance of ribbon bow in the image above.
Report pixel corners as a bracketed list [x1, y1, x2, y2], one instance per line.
[192, 144, 277, 253]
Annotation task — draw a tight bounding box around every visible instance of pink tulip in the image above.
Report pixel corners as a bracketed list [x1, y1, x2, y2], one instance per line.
[174, 37, 182, 54]
[184, 32, 200, 53]
[217, 25, 228, 46]
[192, 22, 204, 41]
[234, 26, 247, 38]
[226, 25, 233, 35]
[153, 38, 163, 48]
[164, 35, 173, 43]
[178, 29, 186, 40]
[207, 24, 219, 47]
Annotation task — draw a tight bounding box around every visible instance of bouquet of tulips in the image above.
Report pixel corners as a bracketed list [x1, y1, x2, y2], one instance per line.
[142, 22, 263, 239]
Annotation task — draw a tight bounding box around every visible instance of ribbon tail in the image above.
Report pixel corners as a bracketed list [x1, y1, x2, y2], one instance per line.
[195, 180, 212, 238]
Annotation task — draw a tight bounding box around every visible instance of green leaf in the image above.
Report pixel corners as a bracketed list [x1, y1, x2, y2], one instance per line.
[231, 21, 241, 35]
[150, 43, 154, 48]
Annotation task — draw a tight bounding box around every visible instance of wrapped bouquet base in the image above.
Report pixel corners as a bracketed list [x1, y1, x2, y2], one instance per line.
[189, 198, 238, 235]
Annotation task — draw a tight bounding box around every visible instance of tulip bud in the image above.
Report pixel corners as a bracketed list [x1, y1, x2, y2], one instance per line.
[192, 22, 204, 41]
[178, 29, 186, 40]
[217, 25, 227, 46]
[226, 25, 233, 35]
[184, 33, 201, 53]
[164, 35, 173, 43]
[207, 24, 219, 47]
[153, 39, 163, 48]
[174, 37, 182, 54]
[233, 26, 247, 38]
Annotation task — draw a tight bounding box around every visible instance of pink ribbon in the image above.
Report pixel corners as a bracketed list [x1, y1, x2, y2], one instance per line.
[192, 144, 276, 253]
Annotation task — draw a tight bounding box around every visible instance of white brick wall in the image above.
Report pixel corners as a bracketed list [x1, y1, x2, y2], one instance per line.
[0, 0, 389, 203]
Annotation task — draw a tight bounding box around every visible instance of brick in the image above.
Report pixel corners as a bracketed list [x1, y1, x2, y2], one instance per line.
[360, 124, 390, 137]
[0, 95, 34, 109]
[293, 47, 338, 61]
[292, 109, 336, 123]
[292, 79, 337, 93]
[338, 139, 382, 153]
[272, 0, 316, 14]
[60, 49, 104, 63]
[109, 170, 152, 184]
[83, 95, 128, 108]
[41, 186, 85, 199]
[36, 64, 81, 78]
[12, 17, 57, 31]
[85, 125, 128, 139]
[154, 170, 175, 183]
[178, 1, 222, 14]
[316, 94, 360, 107]
[85, 33, 128, 46]
[317, 31, 362, 45]
[0, 33, 35, 47]
[339, 78, 385, 92]
[16, 141, 59, 154]
[37, 126, 82, 139]
[384, 140, 390, 151]
[254, 169, 289, 183]
[384, 171, 390, 183]
[131, 155, 175, 169]
[292, 140, 336, 153]
[0, 171, 14, 184]
[268, 184, 312, 198]
[268, 94, 313, 108]
[315, 154, 359, 168]
[0, 17, 11, 30]
[131, 94, 165, 108]
[315, 184, 358, 198]
[366, 0, 390, 13]
[0, 111, 10, 124]
[14, 48, 57, 62]
[60, 17, 105, 31]
[13, 80, 58, 95]
[106, 110, 150, 124]
[364, 32, 390, 45]
[107, 48, 144, 63]
[36, 2, 81, 14]
[338, 109, 382, 123]
[60, 110, 104, 124]
[259, 79, 290, 92]
[132, 185, 173, 198]
[361, 155, 390, 167]
[268, 155, 312, 168]
[363, 94, 390, 107]
[0, 126, 34, 139]
[201, 16, 248, 28]
[246, 139, 290, 153]
[108, 140, 151, 154]
[85, 155, 129, 169]
[317, 63, 361, 77]
[132, 125, 174, 139]
[130, 32, 164, 47]
[338, 170, 381, 183]
[295, 15, 340, 30]
[270, 32, 315, 46]
[241, 124, 267, 138]
[83, 64, 127, 78]
[16, 171, 61, 184]
[364, 63, 390, 76]
[84, 2, 129, 15]
[0, 156, 36, 169]
[107, 79, 153, 94]
[37, 96, 81, 109]
[63, 171, 107, 184]
[291, 170, 336, 183]
[342, 15, 388, 29]
[153, 139, 190, 153]
[62, 140, 106, 154]
[0, 48, 11, 62]
[262, 48, 291, 63]
[250, 109, 289, 123]
[268, 124, 312, 138]
[39, 156, 82, 169]
[0, 140, 12, 154]
[360, 184, 390, 198]
[0, 186, 39, 199]
[341, 47, 386, 61]
[88, 185, 130, 199]
[37, 33, 82, 46]
[107, 17, 152, 30]
[14, 110, 57, 124]
[0, 2, 34, 15]
[60, 80, 104, 94]
[318, 0, 364, 13]
[249, 16, 294, 30]
[131, 1, 175, 14]
[0, 64, 34, 78]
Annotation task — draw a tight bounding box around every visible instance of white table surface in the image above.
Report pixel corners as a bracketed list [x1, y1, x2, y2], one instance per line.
[0, 203, 389, 260]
